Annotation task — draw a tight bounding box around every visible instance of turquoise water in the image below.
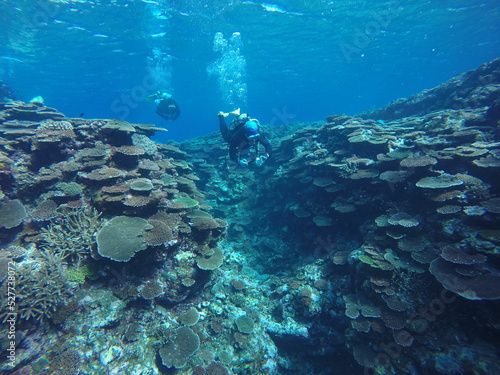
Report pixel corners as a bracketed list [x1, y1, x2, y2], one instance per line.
[0, 0, 499, 141]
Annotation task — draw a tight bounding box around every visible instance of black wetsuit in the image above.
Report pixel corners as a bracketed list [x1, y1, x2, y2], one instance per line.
[219, 116, 272, 162]
[156, 97, 180, 121]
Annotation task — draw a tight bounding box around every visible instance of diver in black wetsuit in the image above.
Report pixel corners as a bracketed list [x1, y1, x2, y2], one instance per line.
[218, 110, 272, 167]
[147, 91, 180, 121]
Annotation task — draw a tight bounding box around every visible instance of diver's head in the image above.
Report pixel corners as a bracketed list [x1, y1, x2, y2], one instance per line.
[236, 113, 250, 124]
[244, 120, 260, 139]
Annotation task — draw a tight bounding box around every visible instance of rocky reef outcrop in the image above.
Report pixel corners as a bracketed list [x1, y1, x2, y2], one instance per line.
[358, 58, 500, 121]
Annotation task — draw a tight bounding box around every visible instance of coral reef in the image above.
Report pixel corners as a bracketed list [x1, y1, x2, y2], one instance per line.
[177, 58, 500, 374]
[1, 59, 499, 375]
[0, 107, 229, 373]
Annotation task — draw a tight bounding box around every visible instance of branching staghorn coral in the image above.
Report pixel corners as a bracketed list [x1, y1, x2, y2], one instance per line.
[39, 207, 103, 262]
[0, 248, 70, 322]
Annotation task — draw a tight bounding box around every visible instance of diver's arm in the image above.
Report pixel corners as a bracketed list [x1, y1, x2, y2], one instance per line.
[259, 135, 272, 157]
[219, 115, 230, 142]
[229, 143, 239, 161]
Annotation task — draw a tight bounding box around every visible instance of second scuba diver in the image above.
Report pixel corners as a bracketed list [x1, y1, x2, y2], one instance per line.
[147, 91, 181, 121]
[218, 109, 272, 167]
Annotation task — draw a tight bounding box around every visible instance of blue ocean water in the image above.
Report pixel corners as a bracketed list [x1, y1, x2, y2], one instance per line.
[0, 0, 499, 141]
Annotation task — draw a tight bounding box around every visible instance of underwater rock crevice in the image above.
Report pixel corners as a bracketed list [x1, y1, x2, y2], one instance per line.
[178, 58, 500, 375]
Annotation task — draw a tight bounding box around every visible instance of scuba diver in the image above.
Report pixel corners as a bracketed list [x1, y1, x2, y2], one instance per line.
[147, 91, 180, 121]
[218, 108, 272, 167]
[0, 81, 16, 102]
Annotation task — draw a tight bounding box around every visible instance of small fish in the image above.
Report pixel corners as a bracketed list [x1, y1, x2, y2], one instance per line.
[262, 3, 286, 13]
[261, 2, 303, 15]
[67, 25, 86, 31]
[0, 56, 24, 63]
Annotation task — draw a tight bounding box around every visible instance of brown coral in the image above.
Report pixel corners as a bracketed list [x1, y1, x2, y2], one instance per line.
[123, 195, 152, 207]
[84, 167, 124, 181]
[312, 176, 334, 187]
[349, 169, 379, 179]
[472, 156, 500, 168]
[144, 219, 173, 246]
[436, 205, 462, 214]
[431, 190, 464, 202]
[416, 174, 463, 189]
[30, 199, 58, 221]
[101, 184, 130, 194]
[400, 155, 437, 168]
[481, 198, 500, 213]
[439, 245, 487, 265]
[379, 170, 407, 183]
[141, 280, 164, 299]
[430, 258, 500, 300]
[397, 235, 426, 252]
[388, 212, 419, 227]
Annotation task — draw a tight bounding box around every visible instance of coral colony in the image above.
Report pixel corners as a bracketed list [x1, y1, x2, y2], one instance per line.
[1, 59, 500, 374]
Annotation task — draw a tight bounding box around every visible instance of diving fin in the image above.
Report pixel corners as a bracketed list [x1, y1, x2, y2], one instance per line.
[229, 108, 240, 116]
[219, 108, 241, 117]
